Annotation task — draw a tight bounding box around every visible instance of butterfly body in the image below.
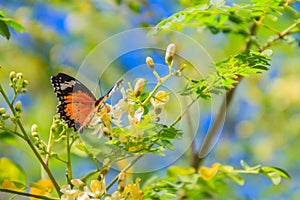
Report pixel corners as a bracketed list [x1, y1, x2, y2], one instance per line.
[51, 73, 123, 133]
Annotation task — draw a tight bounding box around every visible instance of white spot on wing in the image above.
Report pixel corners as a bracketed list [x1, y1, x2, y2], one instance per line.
[60, 80, 77, 90]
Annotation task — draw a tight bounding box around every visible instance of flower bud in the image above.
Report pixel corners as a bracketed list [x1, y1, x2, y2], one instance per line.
[31, 124, 38, 133]
[165, 43, 176, 65]
[15, 101, 22, 112]
[71, 179, 85, 187]
[146, 56, 155, 70]
[2, 114, 9, 120]
[23, 80, 29, 87]
[133, 78, 146, 97]
[0, 108, 5, 115]
[16, 73, 23, 79]
[9, 71, 16, 80]
[118, 172, 126, 192]
[32, 131, 38, 138]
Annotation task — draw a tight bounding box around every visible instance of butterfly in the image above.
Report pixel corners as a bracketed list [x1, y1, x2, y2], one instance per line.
[51, 73, 123, 133]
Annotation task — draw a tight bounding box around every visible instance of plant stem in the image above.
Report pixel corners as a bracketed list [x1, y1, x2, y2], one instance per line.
[233, 169, 259, 174]
[170, 97, 198, 127]
[193, 21, 259, 169]
[0, 84, 61, 197]
[193, 19, 300, 169]
[106, 154, 143, 190]
[0, 127, 25, 139]
[259, 19, 300, 52]
[66, 130, 73, 184]
[45, 129, 54, 166]
[0, 188, 59, 200]
[141, 74, 172, 106]
[80, 169, 98, 181]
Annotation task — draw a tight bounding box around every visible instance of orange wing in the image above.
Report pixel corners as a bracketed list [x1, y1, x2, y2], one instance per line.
[51, 73, 97, 132]
[51, 73, 123, 133]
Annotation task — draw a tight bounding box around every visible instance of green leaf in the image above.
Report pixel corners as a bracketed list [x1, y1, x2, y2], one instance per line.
[0, 19, 10, 39]
[0, 157, 26, 184]
[220, 165, 234, 173]
[167, 166, 195, 178]
[266, 171, 281, 185]
[181, 50, 270, 99]
[260, 167, 290, 185]
[240, 160, 261, 171]
[127, 1, 141, 13]
[6, 19, 26, 33]
[225, 173, 245, 185]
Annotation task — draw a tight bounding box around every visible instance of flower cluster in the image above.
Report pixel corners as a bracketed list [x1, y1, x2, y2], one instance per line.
[60, 177, 143, 200]
[91, 44, 175, 141]
[60, 178, 106, 200]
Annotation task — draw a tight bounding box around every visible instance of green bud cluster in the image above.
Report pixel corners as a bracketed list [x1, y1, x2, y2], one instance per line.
[0, 107, 9, 128]
[9, 71, 28, 94]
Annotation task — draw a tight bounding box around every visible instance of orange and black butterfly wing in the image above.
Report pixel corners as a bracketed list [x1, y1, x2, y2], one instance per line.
[51, 73, 97, 132]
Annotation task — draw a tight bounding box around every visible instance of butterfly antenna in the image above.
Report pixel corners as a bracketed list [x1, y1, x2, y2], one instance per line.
[98, 76, 103, 96]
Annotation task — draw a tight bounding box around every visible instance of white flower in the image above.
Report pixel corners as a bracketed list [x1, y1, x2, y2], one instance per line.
[77, 192, 91, 200]
[165, 43, 176, 65]
[128, 106, 144, 125]
[150, 91, 169, 108]
[112, 87, 128, 123]
[60, 185, 80, 200]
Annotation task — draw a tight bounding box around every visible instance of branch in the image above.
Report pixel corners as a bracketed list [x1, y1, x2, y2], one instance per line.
[192, 20, 259, 168]
[259, 19, 300, 52]
[193, 18, 300, 168]
[0, 188, 59, 200]
[0, 84, 61, 196]
[106, 154, 143, 190]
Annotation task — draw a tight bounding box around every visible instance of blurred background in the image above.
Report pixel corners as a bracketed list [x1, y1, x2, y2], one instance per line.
[0, 0, 300, 199]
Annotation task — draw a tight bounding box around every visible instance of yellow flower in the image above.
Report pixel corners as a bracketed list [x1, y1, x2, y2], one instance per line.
[104, 191, 123, 200]
[29, 179, 53, 200]
[150, 91, 169, 112]
[128, 144, 144, 153]
[1, 179, 17, 190]
[90, 180, 103, 197]
[199, 163, 220, 181]
[83, 178, 106, 198]
[122, 178, 143, 200]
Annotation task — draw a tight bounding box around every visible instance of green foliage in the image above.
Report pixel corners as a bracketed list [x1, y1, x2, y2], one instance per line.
[106, 123, 182, 157]
[0, 157, 26, 186]
[0, 10, 25, 39]
[143, 161, 290, 199]
[154, 0, 285, 35]
[181, 50, 270, 99]
[0, 0, 299, 199]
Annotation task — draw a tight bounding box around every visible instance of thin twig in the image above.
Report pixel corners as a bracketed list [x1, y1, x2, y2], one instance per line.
[259, 19, 300, 52]
[0, 188, 59, 200]
[106, 155, 143, 190]
[66, 129, 73, 185]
